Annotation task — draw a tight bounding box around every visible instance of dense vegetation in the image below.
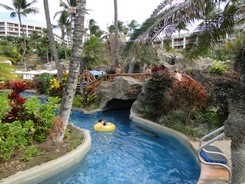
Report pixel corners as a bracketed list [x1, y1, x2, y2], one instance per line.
[140, 69, 227, 139]
[0, 81, 60, 161]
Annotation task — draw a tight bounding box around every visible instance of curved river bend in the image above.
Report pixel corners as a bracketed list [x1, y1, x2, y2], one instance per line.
[42, 109, 200, 184]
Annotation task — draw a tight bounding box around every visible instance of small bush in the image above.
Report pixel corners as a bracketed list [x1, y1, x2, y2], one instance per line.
[22, 146, 42, 161]
[143, 72, 174, 119]
[209, 59, 228, 75]
[73, 87, 98, 108]
[34, 74, 53, 95]
[170, 79, 209, 114]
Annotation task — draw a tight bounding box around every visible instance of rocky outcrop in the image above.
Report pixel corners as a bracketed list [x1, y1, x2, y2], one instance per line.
[96, 76, 143, 111]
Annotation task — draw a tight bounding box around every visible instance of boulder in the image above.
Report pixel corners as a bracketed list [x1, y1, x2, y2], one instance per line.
[96, 76, 143, 111]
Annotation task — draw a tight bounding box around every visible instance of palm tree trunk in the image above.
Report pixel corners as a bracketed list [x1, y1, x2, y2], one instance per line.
[113, 0, 119, 67]
[53, 0, 86, 143]
[18, 15, 27, 70]
[43, 0, 63, 81]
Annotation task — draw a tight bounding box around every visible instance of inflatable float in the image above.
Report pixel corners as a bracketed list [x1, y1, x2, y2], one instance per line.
[94, 122, 116, 132]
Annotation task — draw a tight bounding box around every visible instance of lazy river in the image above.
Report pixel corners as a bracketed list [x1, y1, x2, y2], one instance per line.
[42, 109, 200, 184]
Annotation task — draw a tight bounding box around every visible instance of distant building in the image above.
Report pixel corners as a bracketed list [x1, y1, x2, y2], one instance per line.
[154, 25, 244, 49]
[0, 20, 71, 47]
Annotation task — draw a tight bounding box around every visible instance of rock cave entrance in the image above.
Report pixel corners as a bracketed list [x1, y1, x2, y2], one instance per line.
[102, 99, 136, 112]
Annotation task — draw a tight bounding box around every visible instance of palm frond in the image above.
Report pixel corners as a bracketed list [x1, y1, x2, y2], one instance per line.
[0, 3, 13, 11]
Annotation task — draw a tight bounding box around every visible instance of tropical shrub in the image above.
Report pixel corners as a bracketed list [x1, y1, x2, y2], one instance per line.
[48, 73, 68, 97]
[209, 59, 228, 75]
[142, 72, 173, 119]
[0, 96, 60, 160]
[2, 81, 27, 123]
[34, 74, 53, 94]
[73, 87, 98, 108]
[22, 146, 42, 161]
[0, 121, 34, 160]
[0, 81, 60, 160]
[169, 79, 209, 116]
[48, 78, 63, 97]
[0, 91, 11, 120]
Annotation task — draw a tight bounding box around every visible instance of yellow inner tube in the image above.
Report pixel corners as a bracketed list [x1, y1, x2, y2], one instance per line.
[94, 122, 116, 132]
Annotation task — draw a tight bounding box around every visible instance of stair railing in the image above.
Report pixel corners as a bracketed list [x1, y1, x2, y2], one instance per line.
[197, 126, 231, 183]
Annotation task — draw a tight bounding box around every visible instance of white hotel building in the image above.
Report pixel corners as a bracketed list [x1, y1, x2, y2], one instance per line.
[0, 20, 70, 46]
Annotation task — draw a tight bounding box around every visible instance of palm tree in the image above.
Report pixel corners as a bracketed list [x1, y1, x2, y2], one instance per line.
[113, 0, 119, 68]
[108, 20, 129, 36]
[124, 0, 244, 182]
[57, 10, 71, 61]
[0, 0, 39, 71]
[49, 0, 86, 143]
[54, 0, 77, 45]
[88, 19, 104, 38]
[127, 20, 140, 36]
[55, 0, 77, 21]
[43, 0, 63, 81]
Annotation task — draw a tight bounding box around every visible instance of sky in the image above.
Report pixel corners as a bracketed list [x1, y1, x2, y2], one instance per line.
[0, 0, 164, 32]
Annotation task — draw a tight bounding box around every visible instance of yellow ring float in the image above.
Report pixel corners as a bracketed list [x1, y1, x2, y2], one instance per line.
[94, 122, 116, 132]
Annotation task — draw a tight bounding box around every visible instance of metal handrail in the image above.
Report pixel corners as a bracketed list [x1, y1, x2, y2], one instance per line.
[198, 126, 231, 183]
[199, 126, 225, 147]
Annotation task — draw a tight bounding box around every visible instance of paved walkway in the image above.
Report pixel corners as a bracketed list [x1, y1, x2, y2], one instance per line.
[191, 140, 231, 184]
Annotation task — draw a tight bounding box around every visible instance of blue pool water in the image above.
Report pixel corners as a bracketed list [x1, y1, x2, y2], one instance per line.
[44, 109, 200, 184]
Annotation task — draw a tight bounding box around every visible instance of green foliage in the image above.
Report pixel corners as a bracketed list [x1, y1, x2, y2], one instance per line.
[34, 74, 53, 95]
[22, 146, 41, 161]
[73, 90, 97, 108]
[186, 67, 193, 75]
[32, 97, 60, 142]
[0, 92, 11, 120]
[0, 121, 33, 160]
[163, 39, 175, 52]
[209, 59, 229, 75]
[158, 108, 222, 139]
[0, 92, 60, 160]
[24, 97, 41, 116]
[0, 39, 21, 62]
[143, 72, 173, 119]
[83, 36, 110, 69]
[139, 105, 152, 119]
[190, 108, 223, 128]
[213, 46, 232, 61]
[124, 42, 159, 67]
[0, 63, 16, 81]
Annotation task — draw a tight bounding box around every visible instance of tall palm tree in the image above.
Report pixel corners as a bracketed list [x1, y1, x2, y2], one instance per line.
[43, 0, 63, 81]
[57, 10, 71, 61]
[124, 0, 244, 183]
[0, 0, 39, 71]
[54, 0, 77, 45]
[50, 0, 86, 143]
[113, 0, 119, 68]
